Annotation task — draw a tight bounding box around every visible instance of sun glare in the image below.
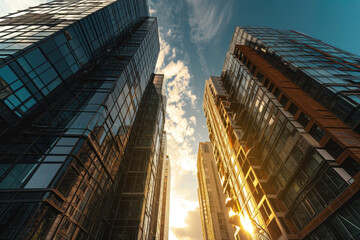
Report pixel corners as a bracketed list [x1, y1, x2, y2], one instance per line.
[240, 214, 254, 234]
[229, 208, 236, 217]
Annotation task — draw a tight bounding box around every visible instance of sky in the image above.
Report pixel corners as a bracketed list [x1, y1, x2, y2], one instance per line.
[1, 0, 360, 240]
[148, 1, 360, 239]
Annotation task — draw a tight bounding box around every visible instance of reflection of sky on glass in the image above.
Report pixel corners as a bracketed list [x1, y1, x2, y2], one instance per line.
[2, 0, 360, 239]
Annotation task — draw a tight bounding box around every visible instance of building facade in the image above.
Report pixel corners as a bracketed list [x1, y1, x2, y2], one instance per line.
[105, 74, 167, 239]
[203, 26, 360, 240]
[150, 131, 167, 240]
[160, 155, 171, 240]
[197, 142, 236, 240]
[0, 1, 165, 239]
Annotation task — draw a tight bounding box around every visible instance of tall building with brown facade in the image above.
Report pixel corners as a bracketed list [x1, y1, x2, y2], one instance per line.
[203, 26, 360, 239]
[197, 142, 236, 240]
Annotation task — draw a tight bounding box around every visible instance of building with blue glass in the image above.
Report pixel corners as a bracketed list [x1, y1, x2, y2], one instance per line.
[0, 0, 169, 239]
[204, 26, 360, 239]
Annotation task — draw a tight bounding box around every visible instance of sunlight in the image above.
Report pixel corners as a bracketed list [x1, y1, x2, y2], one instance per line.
[240, 214, 254, 234]
[169, 198, 198, 228]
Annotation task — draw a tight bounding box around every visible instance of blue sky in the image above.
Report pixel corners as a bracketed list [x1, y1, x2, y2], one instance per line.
[149, 0, 360, 239]
[1, 1, 360, 239]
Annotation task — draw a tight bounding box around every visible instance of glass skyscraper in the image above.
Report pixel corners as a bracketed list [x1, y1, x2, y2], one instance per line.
[0, 0, 166, 239]
[203, 26, 360, 239]
[105, 74, 167, 239]
[149, 132, 171, 240]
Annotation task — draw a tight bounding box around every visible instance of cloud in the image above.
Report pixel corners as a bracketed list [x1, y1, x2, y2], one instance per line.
[189, 116, 196, 125]
[149, 8, 156, 15]
[0, 0, 49, 16]
[185, 0, 234, 75]
[186, 0, 234, 44]
[156, 36, 171, 72]
[150, 1, 204, 239]
[148, 0, 156, 15]
[156, 27, 198, 174]
[171, 207, 203, 240]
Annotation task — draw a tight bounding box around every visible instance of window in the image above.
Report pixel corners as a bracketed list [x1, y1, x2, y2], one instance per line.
[340, 157, 360, 177]
[297, 112, 310, 127]
[268, 83, 274, 92]
[324, 139, 343, 159]
[57, 167, 78, 197]
[288, 103, 298, 116]
[274, 88, 280, 98]
[0, 164, 37, 189]
[264, 78, 269, 87]
[0, 164, 10, 178]
[256, 72, 264, 81]
[251, 65, 256, 74]
[30, 206, 57, 239]
[0, 203, 35, 239]
[280, 95, 288, 107]
[25, 163, 61, 188]
[246, 60, 252, 69]
[202, 144, 209, 153]
[0, 65, 18, 84]
[24, 48, 46, 69]
[309, 124, 325, 142]
[242, 56, 247, 64]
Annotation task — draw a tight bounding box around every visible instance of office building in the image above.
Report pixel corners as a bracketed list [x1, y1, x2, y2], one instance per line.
[106, 74, 167, 239]
[160, 155, 171, 240]
[0, 0, 164, 239]
[203, 26, 360, 239]
[150, 132, 167, 240]
[197, 142, 235, 240]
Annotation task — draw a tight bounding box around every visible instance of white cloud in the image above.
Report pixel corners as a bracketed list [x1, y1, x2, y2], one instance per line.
[149, 8, 156, 15]
[186, 0, 234, 44]
[0, 0, 49, 16]
[156, 35, 171, 72]
[171, 207, 203, 240]
[169, 198, 198, 228]
[154, 12, 202, 240]
[149, 1, 206, 239]
[185, 0, 234, 75]
[148, 0, 157, 15]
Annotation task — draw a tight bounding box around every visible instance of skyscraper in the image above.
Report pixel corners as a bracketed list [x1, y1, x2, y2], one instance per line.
[150, 131, 168, 240]
[160, 155, 171, 240]
[204, 26, 360, 239]
[197, 142, 235, 240]
[0, 0, 164, 239]
[106, 74, 167, 239]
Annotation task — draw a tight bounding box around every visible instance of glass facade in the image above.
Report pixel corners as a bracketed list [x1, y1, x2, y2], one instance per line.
[0, 1, 164, 239]
[149, 132, 171, 240]
[204, 27, 360, 239]
[0, 0, 148, 123]
[104, 74, 167, 240]
[197, 142, 235, 240]
[227, 26, 360, 133]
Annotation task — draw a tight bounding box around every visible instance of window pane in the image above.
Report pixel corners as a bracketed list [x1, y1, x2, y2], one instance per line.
[57, 167, 78, 197]
[24, 164, 61, 188]
[0, 164, 37, 189]
[0, 65, 18, 84]
[0, 164, 11, 178]
[25, 48, 46, 68]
